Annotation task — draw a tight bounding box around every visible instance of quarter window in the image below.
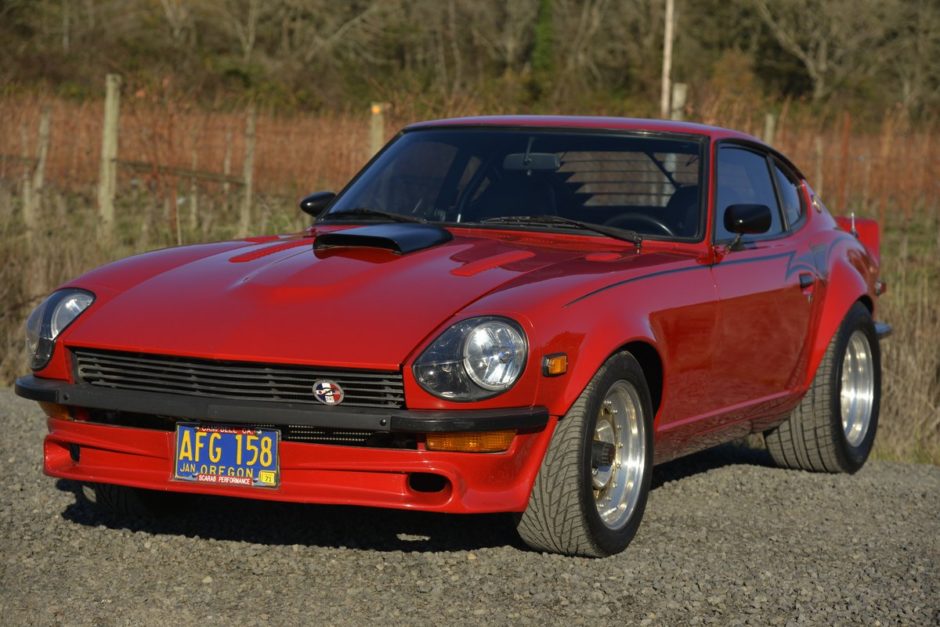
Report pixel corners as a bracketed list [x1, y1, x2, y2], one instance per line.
[773, 162, 804, 227]
[714, 146, 783, 241]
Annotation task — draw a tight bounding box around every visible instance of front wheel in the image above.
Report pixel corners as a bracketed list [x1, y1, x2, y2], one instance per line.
[81, 483, 188, 519]
[765, 302, 881, 473]
[516, 352, 654, 557]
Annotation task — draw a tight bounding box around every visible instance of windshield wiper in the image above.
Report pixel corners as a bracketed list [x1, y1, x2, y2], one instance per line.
[320, 207, 426, 224]
[481, 215, 642, 247]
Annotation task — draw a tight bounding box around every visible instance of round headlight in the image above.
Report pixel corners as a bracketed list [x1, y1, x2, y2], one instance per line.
[462, 321, 526, 391]
[50, 292, 94, 338]
[26, 289, 95, 370]
[413, 316, 528, 401]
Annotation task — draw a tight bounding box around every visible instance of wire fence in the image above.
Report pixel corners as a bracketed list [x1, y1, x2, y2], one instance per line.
[1, 87, 937, 229]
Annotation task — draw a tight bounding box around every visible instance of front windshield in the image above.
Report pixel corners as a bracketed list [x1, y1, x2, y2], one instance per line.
[324, 128, 705, 240]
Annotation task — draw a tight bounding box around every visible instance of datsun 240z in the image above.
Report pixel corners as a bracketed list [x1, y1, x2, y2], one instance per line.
[16, 116, 890, 557]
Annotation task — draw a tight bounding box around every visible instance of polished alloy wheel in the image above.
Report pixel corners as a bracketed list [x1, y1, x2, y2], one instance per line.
[840, 330, 875, 447]
[592, 380, 646, 530]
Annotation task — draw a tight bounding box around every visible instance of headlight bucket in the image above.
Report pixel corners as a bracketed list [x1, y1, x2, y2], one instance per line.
[413, 316, 528, 401]
[26, 289, 95, 370]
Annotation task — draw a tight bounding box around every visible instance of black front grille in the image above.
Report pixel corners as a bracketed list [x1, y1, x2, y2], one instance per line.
[82, 409, 417, 449]
[73, 348, 405, 408]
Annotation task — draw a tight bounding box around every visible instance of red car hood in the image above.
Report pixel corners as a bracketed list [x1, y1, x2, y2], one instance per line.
[63, 229, 625, 369]
[63, 226, 691, 369]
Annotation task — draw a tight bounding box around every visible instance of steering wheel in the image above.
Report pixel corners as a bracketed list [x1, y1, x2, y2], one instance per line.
[604, 212, 675, 237]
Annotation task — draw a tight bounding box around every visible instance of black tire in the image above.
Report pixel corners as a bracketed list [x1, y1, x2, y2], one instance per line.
[765, 302, 881, 473]
[81, 483, 188, 518]
[516, 352, 654, 557]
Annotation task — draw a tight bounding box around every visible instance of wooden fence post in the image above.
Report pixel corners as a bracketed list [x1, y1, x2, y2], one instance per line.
[861, 154, 872, 215]
[189, 147, 199, 231]
[813, 135, 824, 198]
[836, 112, 851, 212]
[20, 121, 33, 227]
[762, 113, 776, 146]
[669, 83, 687, 121]
[660, 0, 675, 119]
[23, 107, 51, 233]
[97, 74, 121, 235]
[369, 103, 388, 157]
[222, 128, 233, 207]
[238, 104, 256, 237]
[665, 84, 686, 197]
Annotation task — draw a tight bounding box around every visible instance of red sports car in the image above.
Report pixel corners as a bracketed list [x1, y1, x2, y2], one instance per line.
[16, 116, 890, 556]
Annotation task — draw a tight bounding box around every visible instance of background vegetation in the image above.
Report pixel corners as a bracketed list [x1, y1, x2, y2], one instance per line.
[0, 0, 936, 463]
[1, 0, 937, 118]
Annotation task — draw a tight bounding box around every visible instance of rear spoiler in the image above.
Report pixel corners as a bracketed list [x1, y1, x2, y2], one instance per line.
[834, 215, 881, 266]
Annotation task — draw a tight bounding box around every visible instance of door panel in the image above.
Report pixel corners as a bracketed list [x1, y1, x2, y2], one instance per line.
[712, 245, 814, 409]
[710, 145, 814, 413]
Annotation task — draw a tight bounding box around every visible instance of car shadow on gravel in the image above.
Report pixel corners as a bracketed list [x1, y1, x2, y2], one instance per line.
[55, 479, 528, 553]
[651, 442, 775, 489]
[54, 443, 775, 553]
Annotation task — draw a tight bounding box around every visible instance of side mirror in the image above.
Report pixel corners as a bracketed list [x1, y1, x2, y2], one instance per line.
[299, 191, 336, 218]
[724, 203, 772, 235]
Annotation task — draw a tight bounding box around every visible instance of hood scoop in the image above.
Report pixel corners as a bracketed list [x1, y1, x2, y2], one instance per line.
[314, 223, 453, 254]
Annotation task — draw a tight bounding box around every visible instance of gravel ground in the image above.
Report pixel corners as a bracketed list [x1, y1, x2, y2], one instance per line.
[1, 388, 937, 626]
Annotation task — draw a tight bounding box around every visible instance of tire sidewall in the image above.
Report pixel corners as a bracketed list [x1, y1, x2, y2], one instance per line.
[578, 353, 655, 556]
[829, 303, 881, 473]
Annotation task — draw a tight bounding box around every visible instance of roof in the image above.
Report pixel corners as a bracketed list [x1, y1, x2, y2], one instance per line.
[405, 115, 763, 143]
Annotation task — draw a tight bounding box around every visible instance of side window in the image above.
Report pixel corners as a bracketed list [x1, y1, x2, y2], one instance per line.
[714, 146, 783, 241]
[773, 161, 804, 227]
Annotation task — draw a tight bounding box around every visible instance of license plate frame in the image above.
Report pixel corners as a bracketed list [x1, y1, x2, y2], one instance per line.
[173, 423, 280, 489]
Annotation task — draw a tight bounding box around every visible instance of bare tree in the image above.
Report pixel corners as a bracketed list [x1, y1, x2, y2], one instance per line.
[545, 0, 612, 102]
[885, 0, 940, 113]
[538, 0, 665, 105]
[286, 1, 382, 65]
[158, 0, 192, 46]
[464, 0, 538, 77]
[752, 0, 893, 102]
[204, 0, 264, 63]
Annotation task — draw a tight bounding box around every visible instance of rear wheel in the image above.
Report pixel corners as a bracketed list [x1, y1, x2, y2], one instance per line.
[765, 302, 880, 473]
[81, 483, 187, 518]
[516, 352, 654, 557]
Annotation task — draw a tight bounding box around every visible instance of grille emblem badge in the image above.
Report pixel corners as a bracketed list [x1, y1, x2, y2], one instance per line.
[313, 379, 345, 405]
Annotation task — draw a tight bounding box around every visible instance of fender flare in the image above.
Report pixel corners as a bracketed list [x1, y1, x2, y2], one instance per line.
[543, 313, 663, 423]
[804, 254, 872, 388]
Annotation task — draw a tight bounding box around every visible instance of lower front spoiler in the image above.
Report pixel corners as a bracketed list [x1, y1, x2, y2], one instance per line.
[43, 417, 557, 514]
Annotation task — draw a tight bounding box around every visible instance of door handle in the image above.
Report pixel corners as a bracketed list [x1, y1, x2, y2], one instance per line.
[799, 272, 816, 289]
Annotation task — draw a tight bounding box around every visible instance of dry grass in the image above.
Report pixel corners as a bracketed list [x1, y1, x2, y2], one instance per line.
[876, 216, 940, 463]
[0, 95, 937, 464]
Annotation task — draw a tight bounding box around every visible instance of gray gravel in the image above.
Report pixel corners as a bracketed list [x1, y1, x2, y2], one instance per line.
[1, 388, 937, 626]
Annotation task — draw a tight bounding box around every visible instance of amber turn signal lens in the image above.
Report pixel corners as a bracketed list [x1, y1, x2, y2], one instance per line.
[39, 402, 70, 420]
[542, 353, 568, 376]
[426, 430, 516, 453]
